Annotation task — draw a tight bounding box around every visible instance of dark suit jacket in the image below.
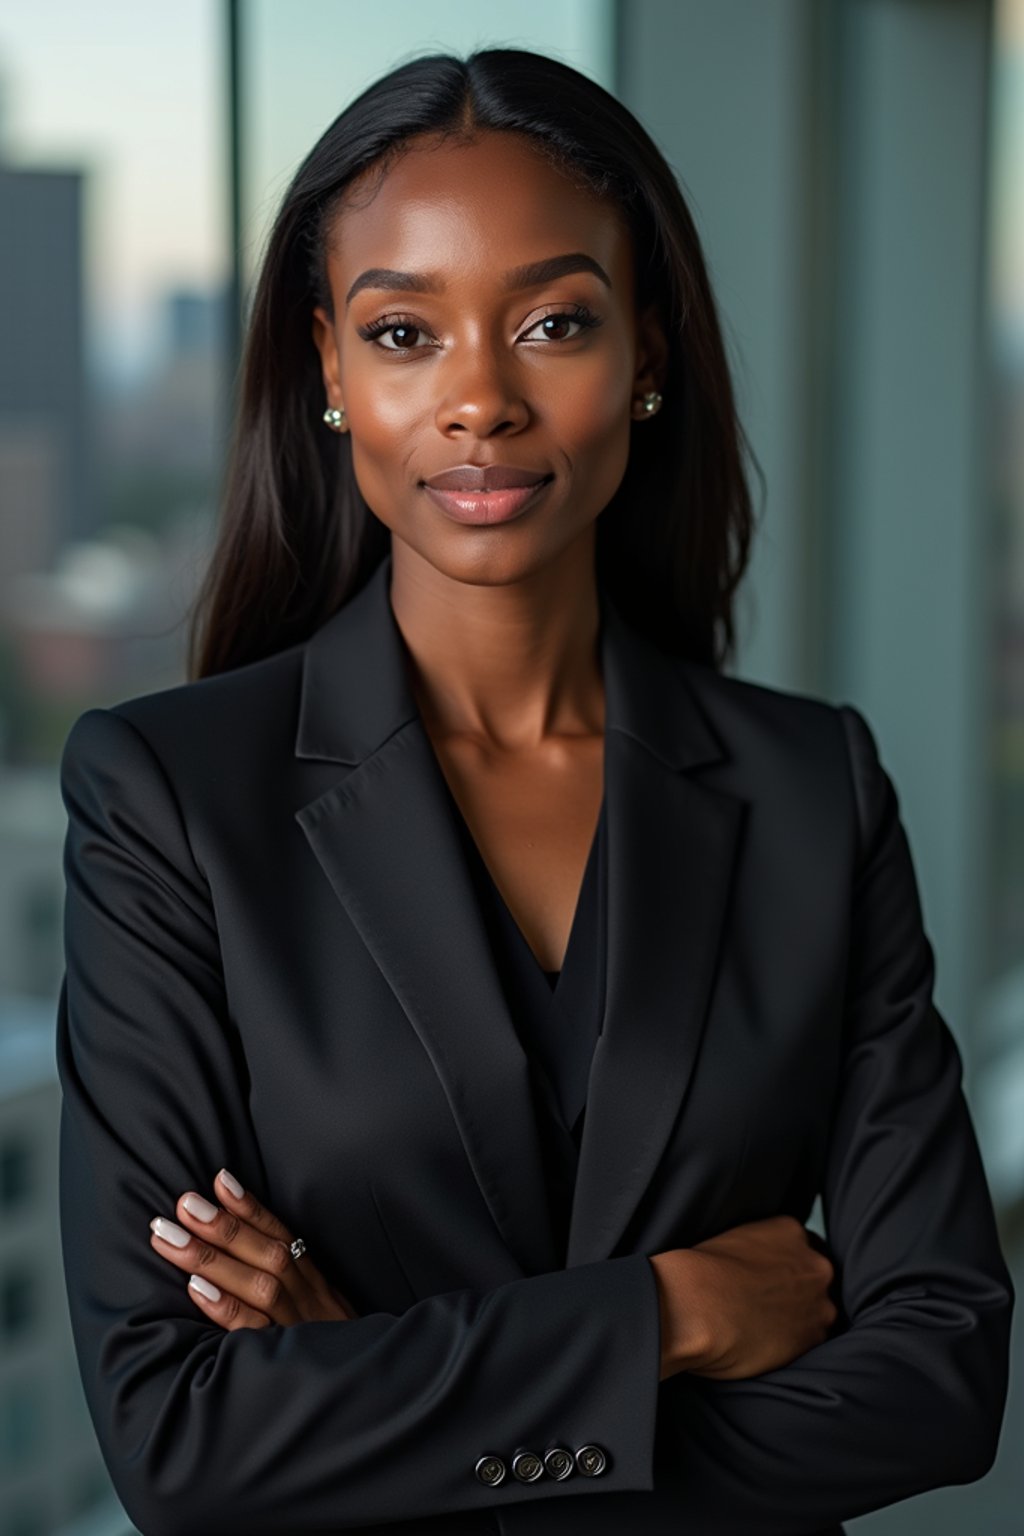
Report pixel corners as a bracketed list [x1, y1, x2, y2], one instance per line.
[55, 550, 1014, 1536]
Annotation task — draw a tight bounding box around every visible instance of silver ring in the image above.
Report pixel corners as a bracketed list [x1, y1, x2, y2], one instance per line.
[290, 1237, 307, 1261]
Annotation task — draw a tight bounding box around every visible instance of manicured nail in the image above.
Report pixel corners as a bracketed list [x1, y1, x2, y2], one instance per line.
[189, 1274, 221, 1301]
[182, 1192, 218, 1223]
[218, 1168, 244, 1199]
[151, 1217, 190, 1247]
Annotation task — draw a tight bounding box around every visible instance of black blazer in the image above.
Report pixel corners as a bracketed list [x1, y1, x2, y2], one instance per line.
[55, 551, 1014, 1536]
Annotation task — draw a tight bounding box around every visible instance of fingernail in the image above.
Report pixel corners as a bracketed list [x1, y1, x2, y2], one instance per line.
[151, 1217, 190, 1247]
[189, 1274, 221, 1301]
[218, 1168, 244, 1199]
[182, 1192, 218, 1223]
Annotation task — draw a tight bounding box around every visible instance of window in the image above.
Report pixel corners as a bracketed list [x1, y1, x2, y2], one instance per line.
[0, 1135, 32, 1213]
[0, 1374, 44, 1468]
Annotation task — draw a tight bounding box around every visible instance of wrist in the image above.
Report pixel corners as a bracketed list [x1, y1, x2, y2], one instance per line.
[649, 1249, 712, 1377]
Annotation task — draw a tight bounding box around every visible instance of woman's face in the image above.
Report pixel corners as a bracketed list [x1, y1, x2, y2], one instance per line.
[311, 129, 666, 586]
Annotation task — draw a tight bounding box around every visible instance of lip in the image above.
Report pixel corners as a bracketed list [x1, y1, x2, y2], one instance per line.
[421, 475, 553, 526]
[422, 463, 551, 492]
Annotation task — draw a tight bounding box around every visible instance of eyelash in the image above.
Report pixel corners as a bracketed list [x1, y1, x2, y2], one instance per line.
[355, 303, 604, 352]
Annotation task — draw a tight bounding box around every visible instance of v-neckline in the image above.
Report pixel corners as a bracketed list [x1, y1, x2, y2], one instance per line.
[495, 800, 603, 993]
[438, 777, 608, 1141]
[438, 772, 605, 991]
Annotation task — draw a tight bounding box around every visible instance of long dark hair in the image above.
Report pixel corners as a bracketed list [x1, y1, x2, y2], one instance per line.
[187, 47, 763, 680]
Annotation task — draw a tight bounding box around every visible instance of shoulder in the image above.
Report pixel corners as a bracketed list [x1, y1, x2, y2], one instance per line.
[61, 639, 306, 786]
[673, 658, 883, 847]
[675, 656, 856, 762]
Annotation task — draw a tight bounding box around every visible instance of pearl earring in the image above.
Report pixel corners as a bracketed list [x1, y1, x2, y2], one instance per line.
[323, 406, 348, 434]
[632, 390, 663, 420]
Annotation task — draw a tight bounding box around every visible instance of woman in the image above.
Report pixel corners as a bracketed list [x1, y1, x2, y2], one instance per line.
[56, 47, 1013, 1536]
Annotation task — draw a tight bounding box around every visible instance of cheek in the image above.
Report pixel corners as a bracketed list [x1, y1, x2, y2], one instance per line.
[338, 346, 426, 463]
[340, 378, 424, 519]
[355, 378, 427, 440]
[344, 376, 419, 460]
[551, 357, 633, 499]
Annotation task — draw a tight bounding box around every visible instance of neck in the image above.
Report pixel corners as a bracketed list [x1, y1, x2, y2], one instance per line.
[387, 537, 605, 751]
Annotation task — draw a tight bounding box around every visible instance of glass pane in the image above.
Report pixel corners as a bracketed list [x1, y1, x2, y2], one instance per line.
[0, 1135, 33, 1213]
[977, 0, 1024, 1215]
[991, 0, 1024, 979]
[0, 1, 229, 767]
[0, 6, 227, 1535]
[0, 1374, 44, 1468]
[241, 0, 615, 298]
[0, 1265, 36, 1341]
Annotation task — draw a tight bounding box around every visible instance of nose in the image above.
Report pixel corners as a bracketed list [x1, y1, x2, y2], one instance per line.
[433, 347, 530, 438]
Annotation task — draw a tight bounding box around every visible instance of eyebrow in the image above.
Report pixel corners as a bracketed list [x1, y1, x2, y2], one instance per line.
[344, 252, 612, 307]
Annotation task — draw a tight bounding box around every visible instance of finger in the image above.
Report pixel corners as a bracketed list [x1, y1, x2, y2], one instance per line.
[186, 1271, 272, 1331]
[209, 1170, 348, 1319]
[149, 1219, 300, 1324]
[172, 1191, 297, 1283]
[213, 1168, 297, 1247]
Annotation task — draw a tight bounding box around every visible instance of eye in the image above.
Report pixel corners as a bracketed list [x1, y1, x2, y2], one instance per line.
[356, 314, 434, 352]
[518, 304, 604, 343]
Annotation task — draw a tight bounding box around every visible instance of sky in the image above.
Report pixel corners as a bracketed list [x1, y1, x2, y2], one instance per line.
[0, 0, 226, 378]
[0, 0, 610, 380]
[0, 0, 1021, 376]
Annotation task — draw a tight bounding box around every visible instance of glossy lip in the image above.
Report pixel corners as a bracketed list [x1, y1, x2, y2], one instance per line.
[421, 475, 554, 525]
[422, 463, 551, 492]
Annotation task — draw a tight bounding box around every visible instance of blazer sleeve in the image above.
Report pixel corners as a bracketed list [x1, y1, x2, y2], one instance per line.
[652, 702, 1015, 1534]
[55, 706, 663, 1536]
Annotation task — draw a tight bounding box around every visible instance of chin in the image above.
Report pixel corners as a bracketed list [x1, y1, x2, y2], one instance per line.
[398, 533, 558, 588]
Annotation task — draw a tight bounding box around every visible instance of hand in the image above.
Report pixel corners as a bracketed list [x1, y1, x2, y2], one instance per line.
[650, 1215, 839, 1381]
[149, 1168, 359, 1330]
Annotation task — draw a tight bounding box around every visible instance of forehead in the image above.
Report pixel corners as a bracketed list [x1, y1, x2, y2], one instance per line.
[327, 131, 633, 296]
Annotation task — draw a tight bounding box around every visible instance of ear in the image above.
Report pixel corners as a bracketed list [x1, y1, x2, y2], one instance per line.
[311, 305, 343, 406]
[632, 300, 669, 398]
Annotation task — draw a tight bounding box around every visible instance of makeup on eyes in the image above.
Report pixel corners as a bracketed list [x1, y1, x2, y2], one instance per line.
[355, 301, 604, 352]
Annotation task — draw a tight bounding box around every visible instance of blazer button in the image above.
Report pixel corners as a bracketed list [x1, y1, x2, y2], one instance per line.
[511, 1448, 545, 1482]
[543, 1446, 575, 1480]
[575, 1443, 608, 1477]
[475, 1454, 506, 1486]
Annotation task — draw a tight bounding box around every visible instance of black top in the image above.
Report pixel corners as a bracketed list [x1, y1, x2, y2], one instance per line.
[439, 779, 608, 1262]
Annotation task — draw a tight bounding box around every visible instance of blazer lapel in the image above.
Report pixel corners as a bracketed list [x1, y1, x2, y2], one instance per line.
[293, 555, 562, 1275]
[564, 608, 745, 1265]
[293, 552, 745, 1277]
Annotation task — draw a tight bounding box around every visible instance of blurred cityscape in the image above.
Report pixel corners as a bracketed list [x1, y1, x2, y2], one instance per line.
[0, 81, 227, 1535]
